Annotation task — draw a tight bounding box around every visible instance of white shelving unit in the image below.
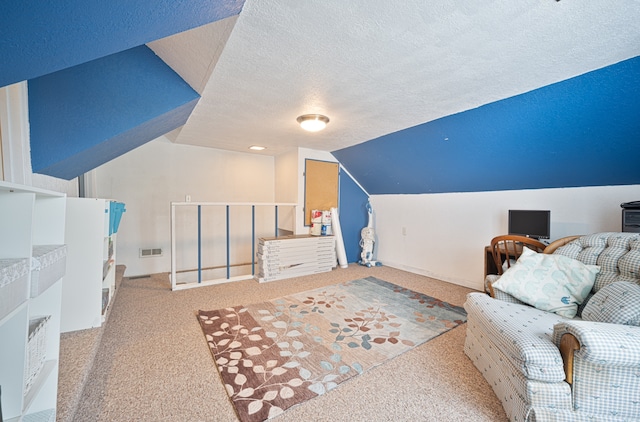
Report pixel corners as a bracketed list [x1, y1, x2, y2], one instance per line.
[0, 181, 66, 422]
[61, 198, 118, 333]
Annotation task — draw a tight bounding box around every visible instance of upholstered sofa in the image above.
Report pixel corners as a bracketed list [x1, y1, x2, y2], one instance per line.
[464, 232, 640, 421]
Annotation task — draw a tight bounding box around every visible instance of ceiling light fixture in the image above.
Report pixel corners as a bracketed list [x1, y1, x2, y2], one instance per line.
[249, 145, 266, 151]
[297, 114, 330, 132]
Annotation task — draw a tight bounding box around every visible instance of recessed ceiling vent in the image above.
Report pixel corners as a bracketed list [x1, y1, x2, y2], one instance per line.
[140, 248, 162, 258]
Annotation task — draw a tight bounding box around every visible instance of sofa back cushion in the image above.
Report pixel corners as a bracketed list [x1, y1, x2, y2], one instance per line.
[581, 281, 640, 326]
[552, 232, 640, 293]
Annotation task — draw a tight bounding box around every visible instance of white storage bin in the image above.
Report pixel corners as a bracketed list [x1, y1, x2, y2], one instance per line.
[30, 245, 67, 298]
[23, 408, 56, 422]
[25, 316, 50, 395]
[0, 258, 30, 321]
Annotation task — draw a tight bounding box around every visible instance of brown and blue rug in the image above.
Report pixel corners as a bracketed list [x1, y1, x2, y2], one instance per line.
[197, 276, 466, 422]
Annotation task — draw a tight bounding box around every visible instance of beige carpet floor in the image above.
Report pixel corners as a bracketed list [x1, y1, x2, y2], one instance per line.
[60, 264, 507, 422]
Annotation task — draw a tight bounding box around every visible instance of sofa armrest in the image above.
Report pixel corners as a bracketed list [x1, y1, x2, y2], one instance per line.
[558, 333, 580, 384]
[485, 274, 500, 296]
[542, 235, 581, 254]
[553, 320, 640, 368]
[485, 277, 528, 305]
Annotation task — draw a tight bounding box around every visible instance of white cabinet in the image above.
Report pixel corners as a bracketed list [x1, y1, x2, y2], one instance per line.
[0, 181, 66, 422]
[61, 198, 119, 333]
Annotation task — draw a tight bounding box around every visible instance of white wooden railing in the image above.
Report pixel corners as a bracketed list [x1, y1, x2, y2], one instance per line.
[170, 202, 297, 291]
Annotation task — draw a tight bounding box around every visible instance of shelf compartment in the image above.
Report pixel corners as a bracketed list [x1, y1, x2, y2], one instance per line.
[101, 288, 110, 316]
[102, 258, 114, 282]
[0, 258, 30, 321]
[30, 245, 67, 298]
[22, 360, 56, 415]
[23, 408, 56, 422]
[25, 316, 50, 396]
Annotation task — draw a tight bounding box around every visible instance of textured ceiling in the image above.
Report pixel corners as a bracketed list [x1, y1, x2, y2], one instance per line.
[148, 1, 640, 157]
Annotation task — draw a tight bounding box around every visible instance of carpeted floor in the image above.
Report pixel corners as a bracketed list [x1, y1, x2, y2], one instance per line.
[60, 264, 508, 422]
[197, 276, 468, 421]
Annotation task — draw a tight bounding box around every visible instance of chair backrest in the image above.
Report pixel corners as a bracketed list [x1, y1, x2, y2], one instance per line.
[490, 235, 547, 275]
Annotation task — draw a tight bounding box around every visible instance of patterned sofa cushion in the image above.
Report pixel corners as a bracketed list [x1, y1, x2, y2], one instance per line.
[581, 281, 640, 326]
[553, 232, 640, 293]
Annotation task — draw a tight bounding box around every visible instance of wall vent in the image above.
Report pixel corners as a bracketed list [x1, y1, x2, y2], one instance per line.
[140, 248, 162, 258]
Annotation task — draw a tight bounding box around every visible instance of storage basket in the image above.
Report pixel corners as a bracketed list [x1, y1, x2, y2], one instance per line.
[22, 408, 56, 422]
[24, 316, 50, 395]
[0, 258, 30, 321]
[30, 245, 67, 298]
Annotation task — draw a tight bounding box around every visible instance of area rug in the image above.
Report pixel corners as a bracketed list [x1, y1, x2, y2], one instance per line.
[197, 276, 467, 422]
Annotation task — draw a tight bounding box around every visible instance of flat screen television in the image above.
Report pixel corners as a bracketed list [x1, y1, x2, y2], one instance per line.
[508, 210, 550, 240]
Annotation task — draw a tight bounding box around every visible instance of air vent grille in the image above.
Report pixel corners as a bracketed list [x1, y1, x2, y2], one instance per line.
[140, 248, 162, 257]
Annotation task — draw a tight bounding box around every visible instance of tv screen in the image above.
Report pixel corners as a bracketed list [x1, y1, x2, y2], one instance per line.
[508, 210, 550, 240]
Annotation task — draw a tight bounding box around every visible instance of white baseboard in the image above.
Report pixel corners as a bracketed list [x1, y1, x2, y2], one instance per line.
[381, 260, 482, 292]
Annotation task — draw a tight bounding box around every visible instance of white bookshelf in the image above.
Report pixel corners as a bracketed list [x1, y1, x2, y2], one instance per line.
[0, 181, 66, 421]
[61, 198, 117, 333]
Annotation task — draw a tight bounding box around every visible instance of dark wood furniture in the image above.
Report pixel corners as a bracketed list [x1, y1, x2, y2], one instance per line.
[484, 235, 547, 296]
[484, 234, 582, 297]
[484, 235, 547, 278]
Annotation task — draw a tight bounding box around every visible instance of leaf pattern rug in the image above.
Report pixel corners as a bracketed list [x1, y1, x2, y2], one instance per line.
[197, 276, 467, 422]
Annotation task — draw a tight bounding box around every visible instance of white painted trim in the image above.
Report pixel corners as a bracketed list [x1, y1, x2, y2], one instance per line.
[171, 274, 253, 291]
[0, 82, 32, 185]
[171, 202, 177, 290]
[381, 260, 480, 291]
[0, 116, 3, 180]
[336, 160, 369, 197]
[83, 170, 98, 198]
[171, 201, 298, 207]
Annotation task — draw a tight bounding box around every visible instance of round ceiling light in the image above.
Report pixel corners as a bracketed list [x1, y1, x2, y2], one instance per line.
[296, 114, 330, 132]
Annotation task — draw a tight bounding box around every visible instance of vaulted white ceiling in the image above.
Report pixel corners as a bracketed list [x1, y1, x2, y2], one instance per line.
[149, 1, 640, 156]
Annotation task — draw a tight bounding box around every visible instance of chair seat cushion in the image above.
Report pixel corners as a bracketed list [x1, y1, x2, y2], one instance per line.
[464, 292, 568, 382]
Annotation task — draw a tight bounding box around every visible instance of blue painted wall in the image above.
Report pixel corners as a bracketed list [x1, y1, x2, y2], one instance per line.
[0, 0, 244, 87]
[333, 56, 640, 195]
[29, 46, 200, 180]
[338, 170, 369, 263]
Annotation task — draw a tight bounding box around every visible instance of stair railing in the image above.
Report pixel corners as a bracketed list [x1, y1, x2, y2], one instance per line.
[170, 201, 297, 291]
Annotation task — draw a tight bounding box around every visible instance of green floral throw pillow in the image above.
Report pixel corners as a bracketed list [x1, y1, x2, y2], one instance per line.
[492, 247, 600, 318]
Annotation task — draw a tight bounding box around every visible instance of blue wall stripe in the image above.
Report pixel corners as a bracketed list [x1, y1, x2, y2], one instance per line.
[332, 56, 640, 195]
[0, 0, 244, 87]
[338, 169, 369, 263]
[28, 45, 200, 180]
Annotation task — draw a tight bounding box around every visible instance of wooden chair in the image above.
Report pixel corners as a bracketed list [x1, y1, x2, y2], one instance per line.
[486, 235, 547, 297]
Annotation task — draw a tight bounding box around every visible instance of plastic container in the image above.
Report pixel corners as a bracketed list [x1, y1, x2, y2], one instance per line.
[109, 202, 126, 235]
